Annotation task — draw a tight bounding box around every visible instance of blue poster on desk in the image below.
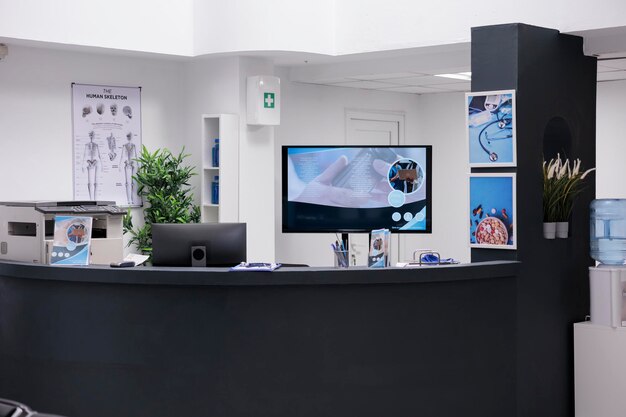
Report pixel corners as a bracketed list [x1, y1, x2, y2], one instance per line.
[50, 216, 93, 265]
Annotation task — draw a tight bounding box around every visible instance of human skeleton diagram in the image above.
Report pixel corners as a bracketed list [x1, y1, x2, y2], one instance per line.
[82, 131, 102, 200]
[119, 132, 138, 205]
[106, 133, 117, 161]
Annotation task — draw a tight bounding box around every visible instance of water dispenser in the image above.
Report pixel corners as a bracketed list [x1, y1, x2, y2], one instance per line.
[590, 199, 626, 265]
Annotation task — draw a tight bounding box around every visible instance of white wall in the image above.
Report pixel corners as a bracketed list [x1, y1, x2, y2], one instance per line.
[4, 0, 626, 57]
[182, 56, 277, 262]
[193, 0, 335, 56]
[0, 45, 186, 202]
[334, 0, 626, 54]
[413, 92, 469, 263]
[237, 58, 276, 262]
[596, 80, 626, 198]
[182, 55, 241, 209]
[274, 73, 470, 266]
[0, 0, 194, 56]
[0, 46, 278, 262]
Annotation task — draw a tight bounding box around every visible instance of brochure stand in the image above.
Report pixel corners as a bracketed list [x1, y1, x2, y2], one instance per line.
[368, 228, 390, 268]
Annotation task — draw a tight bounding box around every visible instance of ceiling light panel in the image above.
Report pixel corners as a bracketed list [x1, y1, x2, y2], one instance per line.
[332, 80, 403, 89]
[296, 77, 357, 84]
[378, 85, 447, 94]
[597, 71, 626, 82]
[597, 64, 622, 73]
[378, 75, 466, 86]
[347, 72, 424, 80]
[598, 58, 626, 70]
[434, 72, 472, 81]
[430, 81, 471, 91]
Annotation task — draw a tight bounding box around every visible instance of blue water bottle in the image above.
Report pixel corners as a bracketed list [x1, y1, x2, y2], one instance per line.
[211, 176, 219, 205]
[590, 199, 626, 265]
[212, 139, 219, 167]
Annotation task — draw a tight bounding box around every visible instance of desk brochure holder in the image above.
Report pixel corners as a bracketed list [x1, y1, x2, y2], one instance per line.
[368, 228, 390, 268]
[50, 215, 93, 266]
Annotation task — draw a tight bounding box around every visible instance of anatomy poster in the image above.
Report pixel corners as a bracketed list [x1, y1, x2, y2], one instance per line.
[72, 83, 142, 206]
[466, 90, 516, 167]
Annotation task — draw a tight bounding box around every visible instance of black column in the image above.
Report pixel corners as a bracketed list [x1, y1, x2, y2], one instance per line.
[471, 24, 597, 417]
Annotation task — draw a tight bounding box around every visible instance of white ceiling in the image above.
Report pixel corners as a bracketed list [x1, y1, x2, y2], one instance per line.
[283, 42, 472, 95]
[283, 35, 626, 95]
[298, 72, 471, 94]
[291, 57, 626, 95]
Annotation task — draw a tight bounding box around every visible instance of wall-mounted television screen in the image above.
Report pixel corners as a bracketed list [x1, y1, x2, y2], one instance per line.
[282, 145, 432, 233]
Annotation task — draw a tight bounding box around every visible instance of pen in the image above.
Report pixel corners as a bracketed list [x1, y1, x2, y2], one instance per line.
[332, 243, 348, 267]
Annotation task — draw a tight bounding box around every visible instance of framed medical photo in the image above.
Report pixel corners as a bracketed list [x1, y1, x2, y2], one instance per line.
[466, 89, 516, 167]
[469, 173, 516, 250]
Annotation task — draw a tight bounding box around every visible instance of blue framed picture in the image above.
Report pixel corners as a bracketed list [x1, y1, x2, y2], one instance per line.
[466, 90, 516, 167]
[469, 173, 516, 249]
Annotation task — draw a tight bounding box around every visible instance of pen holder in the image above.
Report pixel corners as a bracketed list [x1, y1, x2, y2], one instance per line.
[333, 250, 349, 268]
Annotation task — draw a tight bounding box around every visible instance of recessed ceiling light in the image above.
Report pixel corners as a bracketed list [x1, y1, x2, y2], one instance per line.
[434, 72, 472, 81]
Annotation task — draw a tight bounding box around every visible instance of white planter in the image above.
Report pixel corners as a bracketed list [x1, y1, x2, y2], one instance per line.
[543, 222, 556, 239]
[556, 221, 569, 239]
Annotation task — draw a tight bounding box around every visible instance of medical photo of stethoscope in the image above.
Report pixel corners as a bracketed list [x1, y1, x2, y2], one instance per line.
[466, 90, 516, 167]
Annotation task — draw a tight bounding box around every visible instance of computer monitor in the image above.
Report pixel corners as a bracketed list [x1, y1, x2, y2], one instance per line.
[282, 145, 432, 233]
[151, 223, 247, 267]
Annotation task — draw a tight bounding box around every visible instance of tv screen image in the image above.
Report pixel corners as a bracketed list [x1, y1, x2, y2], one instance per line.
[282, 146, 432, 233]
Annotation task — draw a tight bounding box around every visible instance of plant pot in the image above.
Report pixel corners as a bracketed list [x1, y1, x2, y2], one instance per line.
[543, 222, 556, 239]
[556, 221, 569, 239]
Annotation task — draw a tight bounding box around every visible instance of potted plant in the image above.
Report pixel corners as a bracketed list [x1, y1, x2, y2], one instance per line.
[123, 146, 201, 256]
[542, 154, 595, 239]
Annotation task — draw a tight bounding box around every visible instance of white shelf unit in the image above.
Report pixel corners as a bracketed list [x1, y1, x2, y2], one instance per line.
[200, 114, 239, 223]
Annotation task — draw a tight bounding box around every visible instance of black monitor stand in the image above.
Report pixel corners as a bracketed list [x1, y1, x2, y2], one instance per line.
[191, 246, 206, 267]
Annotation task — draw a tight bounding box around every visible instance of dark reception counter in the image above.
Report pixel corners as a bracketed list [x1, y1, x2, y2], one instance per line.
[0, 260, 519, 417]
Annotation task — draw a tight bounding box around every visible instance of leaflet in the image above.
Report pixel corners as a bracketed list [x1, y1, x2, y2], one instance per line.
[50, 216, 93, 266]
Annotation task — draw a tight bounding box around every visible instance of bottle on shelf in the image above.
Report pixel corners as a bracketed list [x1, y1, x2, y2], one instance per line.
[212, 138, 220, 167]
[211, 176, 219, 205]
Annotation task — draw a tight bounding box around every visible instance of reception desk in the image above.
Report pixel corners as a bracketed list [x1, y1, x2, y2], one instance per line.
[0, 260, 518, 417]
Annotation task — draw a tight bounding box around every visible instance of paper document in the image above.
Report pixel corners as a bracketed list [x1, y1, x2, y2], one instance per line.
[230, 262, 282, 272]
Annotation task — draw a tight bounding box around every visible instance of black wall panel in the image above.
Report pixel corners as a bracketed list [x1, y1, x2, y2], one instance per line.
[471, 23, 597, 417]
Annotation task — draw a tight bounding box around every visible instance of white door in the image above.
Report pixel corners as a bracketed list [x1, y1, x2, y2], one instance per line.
[345, 111, 404, 266]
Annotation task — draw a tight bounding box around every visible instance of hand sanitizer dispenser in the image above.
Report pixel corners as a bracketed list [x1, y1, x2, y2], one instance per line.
[247, 75, 280, 125]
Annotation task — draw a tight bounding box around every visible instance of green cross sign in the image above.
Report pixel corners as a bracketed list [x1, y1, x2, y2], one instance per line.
[264, 92, 275, 109]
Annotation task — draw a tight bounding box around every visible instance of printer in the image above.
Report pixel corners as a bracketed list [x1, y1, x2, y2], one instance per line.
[0, 201, 127, 265]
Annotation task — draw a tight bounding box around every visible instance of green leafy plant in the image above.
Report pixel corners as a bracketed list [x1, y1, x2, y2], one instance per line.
[543, 154, 595, 222]
[123, 146, 201, 255]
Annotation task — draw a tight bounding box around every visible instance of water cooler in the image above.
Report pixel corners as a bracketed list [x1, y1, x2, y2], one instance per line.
[575, 199, 626, 417]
